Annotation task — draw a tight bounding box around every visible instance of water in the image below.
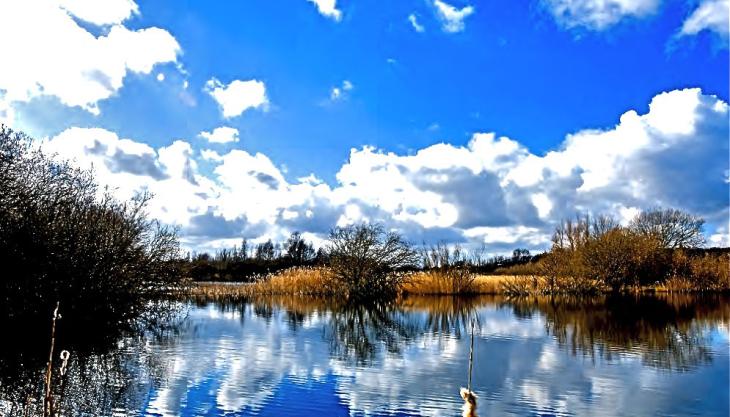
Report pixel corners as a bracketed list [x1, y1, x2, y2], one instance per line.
[1, 294, 728, 416]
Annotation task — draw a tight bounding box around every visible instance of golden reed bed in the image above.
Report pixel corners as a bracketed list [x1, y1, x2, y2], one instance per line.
[187, 266, 721, 299]
[188, 268, 523, 298]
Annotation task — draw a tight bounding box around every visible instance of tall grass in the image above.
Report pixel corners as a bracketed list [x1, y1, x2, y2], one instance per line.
[189, 267, 334, 299]
[402, 272, 512, 295]
[190, 269, 528, 298]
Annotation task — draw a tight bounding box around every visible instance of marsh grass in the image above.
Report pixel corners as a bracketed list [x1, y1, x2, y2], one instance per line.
[190, 269, 529, 298]
[188, 252, 730, 300]
[403, 272, 513, 295]
[189, 267, 335, 299]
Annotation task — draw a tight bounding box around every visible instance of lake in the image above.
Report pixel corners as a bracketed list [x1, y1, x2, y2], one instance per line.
[1, 294, 728, 416]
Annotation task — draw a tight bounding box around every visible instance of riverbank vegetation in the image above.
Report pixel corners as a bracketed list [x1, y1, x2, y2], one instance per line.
[0, 126, 183, 332]
[190, 210, 728, 298]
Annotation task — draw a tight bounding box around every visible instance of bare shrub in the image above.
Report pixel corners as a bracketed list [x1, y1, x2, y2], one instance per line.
[630, 208, 705, 249]
[0, 126, 182, 328]
[419, 243, 476, 294]
[669, 251, 730, 291]
[327, 223, 419, 300]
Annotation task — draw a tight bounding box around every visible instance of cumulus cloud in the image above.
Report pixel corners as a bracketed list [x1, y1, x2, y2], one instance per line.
[680, 0, 729, 42]
[41, 88, 729, 253]
[0, 0, 180, 117]
[409, 14, 426, 33]
[541, 0, 660, 31]
[199, 126, 240, 144]
[205, 78, 268, 118]
[307, 0, 342, 21]
[41, 127, 216, 227]
[433, 0, 474, 33]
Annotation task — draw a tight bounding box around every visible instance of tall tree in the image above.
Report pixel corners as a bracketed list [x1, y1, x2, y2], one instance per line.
[285, 231, 314, 264]
[629, 208, 705, 249]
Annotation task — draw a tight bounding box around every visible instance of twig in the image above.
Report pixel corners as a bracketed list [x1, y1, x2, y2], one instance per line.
[43, 301, 60, 417]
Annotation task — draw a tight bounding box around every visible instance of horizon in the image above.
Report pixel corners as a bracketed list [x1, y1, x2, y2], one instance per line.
[1, 0, 728, 255]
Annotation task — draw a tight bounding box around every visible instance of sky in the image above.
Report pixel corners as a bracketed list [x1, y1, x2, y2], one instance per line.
[0, 0, 728, 254]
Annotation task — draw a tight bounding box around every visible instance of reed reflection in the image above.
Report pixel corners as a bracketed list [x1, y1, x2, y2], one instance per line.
[1, 294, 727, 416]
[501, 294, 729, 371]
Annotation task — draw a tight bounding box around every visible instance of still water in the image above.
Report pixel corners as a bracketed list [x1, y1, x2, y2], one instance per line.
[2, 295, 729, 416]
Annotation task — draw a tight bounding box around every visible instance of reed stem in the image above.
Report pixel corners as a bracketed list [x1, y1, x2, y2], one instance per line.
[467, 317, 474, 392]
[43, 301, 60, 417]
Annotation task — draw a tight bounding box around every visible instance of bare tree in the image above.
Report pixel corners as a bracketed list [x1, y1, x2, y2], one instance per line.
[552, 216, 590, 251]
[629, 208, 705, 249]
[327, 223, 419, 300]
[285, 231, 315, 264]
[590, 214, 619, 237]
[255, 239, 276, 261]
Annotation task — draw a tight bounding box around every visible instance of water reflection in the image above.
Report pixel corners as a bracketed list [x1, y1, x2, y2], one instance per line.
[1, 294, 727, 416]
[501, 294, 727, 371]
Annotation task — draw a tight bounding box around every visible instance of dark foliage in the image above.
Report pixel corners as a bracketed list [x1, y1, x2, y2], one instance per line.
[327, 223, 419, 300]
[0, 126, 182, 329]
[183, 233, 322, 281]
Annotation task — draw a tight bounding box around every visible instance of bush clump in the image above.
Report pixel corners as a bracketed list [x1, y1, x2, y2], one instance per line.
[0, 126, 182, 329]
[326, 223, 419, 300]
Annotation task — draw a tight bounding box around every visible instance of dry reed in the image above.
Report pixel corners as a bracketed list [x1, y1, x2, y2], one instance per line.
[191, 270, 532, 298]
[402, 272, 516, 295]
[189, 267, 335, 299]
[189, 260, 729, 300]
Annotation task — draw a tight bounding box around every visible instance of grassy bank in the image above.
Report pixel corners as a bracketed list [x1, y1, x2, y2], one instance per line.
[188, 265, 729, 299]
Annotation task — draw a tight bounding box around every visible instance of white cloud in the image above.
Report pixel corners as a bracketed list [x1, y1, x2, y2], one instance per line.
[680, 0, 729, 41]
[409, 14, 425, 33]
[307, 0, 342, 21]
[330, 87, 342, 100]
[57, 0, 139, 25]
[205, 78, 268, 119]
[433, 0, 474, 33]
[541, 0, 660, 30]
[708, 226, 730, 247]
[199, 126, 240, 144]
[330, 80, 354, 101]
[39, 88, 729, 253]
[41, 127, 216, 226]
[0, 0, 180, 117]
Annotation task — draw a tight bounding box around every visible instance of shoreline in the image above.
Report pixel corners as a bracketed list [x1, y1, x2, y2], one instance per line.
[186, 272, 729, 298]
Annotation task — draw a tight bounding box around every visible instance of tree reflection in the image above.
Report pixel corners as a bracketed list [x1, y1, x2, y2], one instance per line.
[324, 302, 424, 364]
[2, 294, 727, 415]
[503, 294, 729, 371]
[400, 295, 485, 338]
[0, 302, 186, 416]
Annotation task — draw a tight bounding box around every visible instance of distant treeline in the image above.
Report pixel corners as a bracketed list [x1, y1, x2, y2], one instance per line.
[180, 233, 544, 282]
[2, 124, 728, 321]
[183, 232, 323, 281]
[185, 207, 729, 295]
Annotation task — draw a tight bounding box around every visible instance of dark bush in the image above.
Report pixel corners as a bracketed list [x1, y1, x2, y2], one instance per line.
[0, 126, 182, 328]
[327, 223, 419, 300]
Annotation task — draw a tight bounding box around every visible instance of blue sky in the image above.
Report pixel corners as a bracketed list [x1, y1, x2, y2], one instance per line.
[1, 0, 728, 253]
